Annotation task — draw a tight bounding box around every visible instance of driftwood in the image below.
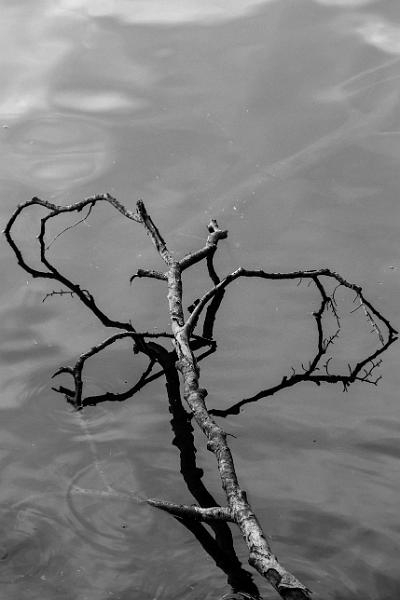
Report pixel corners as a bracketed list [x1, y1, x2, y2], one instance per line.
[4, 194, 397, 599]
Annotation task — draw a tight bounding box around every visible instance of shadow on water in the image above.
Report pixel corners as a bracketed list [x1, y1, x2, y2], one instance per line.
[1, 200, 398, 598]
[18, 278, 392, 599]
[0, 276, 261, 597]
[0, 350, 251, 599]
[2, 5, 400, 597]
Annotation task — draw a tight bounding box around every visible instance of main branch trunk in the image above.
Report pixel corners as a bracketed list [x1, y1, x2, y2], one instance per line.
[166, 263, 311, 599]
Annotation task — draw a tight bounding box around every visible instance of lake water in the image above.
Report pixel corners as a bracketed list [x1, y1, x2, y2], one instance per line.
[1, 1, 400, 598]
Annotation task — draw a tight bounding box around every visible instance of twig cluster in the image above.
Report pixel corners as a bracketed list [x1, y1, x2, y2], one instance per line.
[4, 195, 397, 600]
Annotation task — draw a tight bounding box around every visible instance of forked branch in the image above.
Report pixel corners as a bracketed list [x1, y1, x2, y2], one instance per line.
[4, 195, 397, 600]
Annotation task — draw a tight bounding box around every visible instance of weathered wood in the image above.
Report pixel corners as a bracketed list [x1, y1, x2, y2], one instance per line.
[4, 195, 397, 600]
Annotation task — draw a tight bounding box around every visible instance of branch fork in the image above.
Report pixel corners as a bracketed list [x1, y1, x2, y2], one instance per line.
[4, 194, 397, 600]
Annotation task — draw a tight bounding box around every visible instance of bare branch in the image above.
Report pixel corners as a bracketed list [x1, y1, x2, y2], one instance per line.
[78, 357, 157, 408]
[179, 219, 228, 272]
[136, 199, 173, 265]
[4, 195, 142, 331]
[52, 330, 175, 408]
[46, 203, 94, 250]
[130, 268, 167, 282]
[5, 195, 397, 600]
[212, 330, 397, 418]
[141, 221, 313, 597]
[147, 499, 234, 522]
[42, 289, 90, 303]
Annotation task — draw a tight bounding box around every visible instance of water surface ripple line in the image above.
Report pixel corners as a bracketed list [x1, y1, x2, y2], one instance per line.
[203, 89, 398, 220]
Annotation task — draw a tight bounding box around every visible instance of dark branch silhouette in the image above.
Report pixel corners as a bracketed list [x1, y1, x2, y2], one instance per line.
[160, 346, 262, 599]
[4, 195, 397, 600]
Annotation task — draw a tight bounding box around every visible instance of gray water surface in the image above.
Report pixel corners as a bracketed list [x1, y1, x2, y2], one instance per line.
[1, 1, 400, 598]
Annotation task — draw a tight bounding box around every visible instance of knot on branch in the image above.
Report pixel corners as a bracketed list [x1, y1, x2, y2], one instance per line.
[185, 388, 208, 409]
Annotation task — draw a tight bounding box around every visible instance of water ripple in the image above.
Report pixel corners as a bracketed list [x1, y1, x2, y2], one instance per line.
[4, 114, 114, 190]
[0, 505, 58, 584]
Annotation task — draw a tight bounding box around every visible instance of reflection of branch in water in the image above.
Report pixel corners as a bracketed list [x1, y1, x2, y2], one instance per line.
[210, 346, 392, 419]
[156, 347, 261, 599]
[208, 275, 397, 418]
[5, 196, 397, 600]
[51, 332, 215, 409]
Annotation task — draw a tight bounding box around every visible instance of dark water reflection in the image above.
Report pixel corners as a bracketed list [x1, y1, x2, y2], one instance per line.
[2, 0, 400, 598]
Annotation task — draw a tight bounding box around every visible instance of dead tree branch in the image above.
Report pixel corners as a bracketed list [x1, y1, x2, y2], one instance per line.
[161, 346, 261, 599]
[137, 211, 312, 599]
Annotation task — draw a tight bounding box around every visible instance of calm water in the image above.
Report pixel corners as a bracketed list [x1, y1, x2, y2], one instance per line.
[1, 1, 400, 598]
